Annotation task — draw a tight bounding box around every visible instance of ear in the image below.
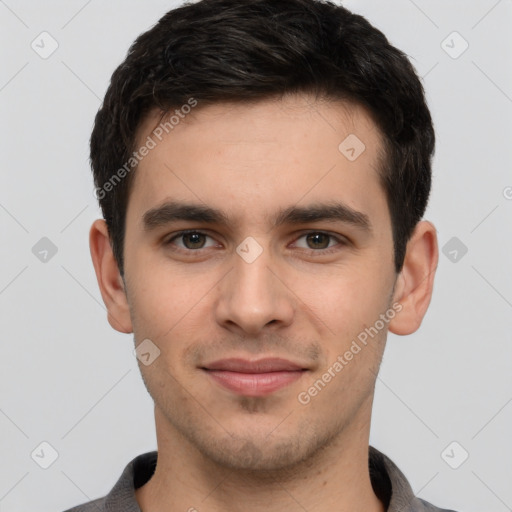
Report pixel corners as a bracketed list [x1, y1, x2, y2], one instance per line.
[89, 219, 133, 334]
[388, 220, 438, 336]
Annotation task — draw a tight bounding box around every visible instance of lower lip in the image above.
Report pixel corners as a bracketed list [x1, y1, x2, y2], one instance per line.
[204, 369, 306, 396]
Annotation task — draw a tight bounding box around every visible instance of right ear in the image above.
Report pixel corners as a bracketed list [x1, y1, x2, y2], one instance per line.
[89, 219, 133, 334]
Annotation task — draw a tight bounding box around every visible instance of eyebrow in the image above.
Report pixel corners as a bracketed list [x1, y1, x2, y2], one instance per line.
[142, 200, 372, 233]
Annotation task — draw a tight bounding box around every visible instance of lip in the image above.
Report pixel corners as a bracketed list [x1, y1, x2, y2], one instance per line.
[203, 357, 306, 373]
[202, 358, 308, 397]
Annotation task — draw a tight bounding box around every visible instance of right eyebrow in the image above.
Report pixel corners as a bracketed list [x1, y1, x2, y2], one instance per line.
[143, 201, 230, 231]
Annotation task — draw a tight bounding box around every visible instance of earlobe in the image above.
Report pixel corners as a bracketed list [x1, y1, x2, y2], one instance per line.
[89, 219, 133, 334]
[388, 221, 438, 336]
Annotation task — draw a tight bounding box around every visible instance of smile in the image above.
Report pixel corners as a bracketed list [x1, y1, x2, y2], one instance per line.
[201, 357, 309, 397]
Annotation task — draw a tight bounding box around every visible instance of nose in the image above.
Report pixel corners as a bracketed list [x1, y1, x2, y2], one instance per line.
[214, 242, 295, 336]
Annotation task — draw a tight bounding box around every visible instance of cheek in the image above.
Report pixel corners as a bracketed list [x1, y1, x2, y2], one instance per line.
[298, 265, 391, 349]
[130, 269, 231, 375]
[304, 264, 386, 316]
[128, 267, 204, 341]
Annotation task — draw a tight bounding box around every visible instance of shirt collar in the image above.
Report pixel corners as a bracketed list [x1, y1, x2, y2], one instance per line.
[102, 446, 448, 512]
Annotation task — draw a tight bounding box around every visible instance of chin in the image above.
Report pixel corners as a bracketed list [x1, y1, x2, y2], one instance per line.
[203, 438, 305, 473]
[190, 422, 334, 475]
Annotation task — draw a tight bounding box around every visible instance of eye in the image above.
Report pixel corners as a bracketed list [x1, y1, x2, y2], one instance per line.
[165, 230, 218, 251]
[164, 230, 348, 255]
[293, 231, 347, 254]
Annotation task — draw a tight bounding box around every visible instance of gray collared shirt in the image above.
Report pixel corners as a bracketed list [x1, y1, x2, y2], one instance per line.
[63, 446, 458, 511]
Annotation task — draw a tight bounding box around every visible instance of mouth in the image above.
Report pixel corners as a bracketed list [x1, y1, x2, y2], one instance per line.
[201, 357, 308, 397]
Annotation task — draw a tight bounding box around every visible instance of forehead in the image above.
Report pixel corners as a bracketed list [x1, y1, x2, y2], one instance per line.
[127, 95, 388, 232]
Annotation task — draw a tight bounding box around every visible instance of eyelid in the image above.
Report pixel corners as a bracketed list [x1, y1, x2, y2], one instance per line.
[165, 229, 349, 255]
[291, 230, 348, 250]
[165, 229, 220, 249]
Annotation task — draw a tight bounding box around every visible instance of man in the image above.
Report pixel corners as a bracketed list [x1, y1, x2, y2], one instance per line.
[65, 0, 458, 510]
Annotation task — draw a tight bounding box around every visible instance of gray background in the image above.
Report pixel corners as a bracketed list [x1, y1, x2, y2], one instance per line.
[1, 1, 511, 511]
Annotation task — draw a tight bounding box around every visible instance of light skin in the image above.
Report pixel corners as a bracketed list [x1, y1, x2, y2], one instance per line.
[89, 94, 438, 512]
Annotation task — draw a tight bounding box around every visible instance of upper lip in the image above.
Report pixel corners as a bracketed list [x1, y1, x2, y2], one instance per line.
[202, 358, 306, 373]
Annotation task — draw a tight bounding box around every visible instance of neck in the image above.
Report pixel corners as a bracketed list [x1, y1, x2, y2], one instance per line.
[136, 406, 385, 512]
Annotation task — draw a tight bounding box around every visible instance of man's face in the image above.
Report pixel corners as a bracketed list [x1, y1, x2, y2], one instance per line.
[122, 94, 398, 471]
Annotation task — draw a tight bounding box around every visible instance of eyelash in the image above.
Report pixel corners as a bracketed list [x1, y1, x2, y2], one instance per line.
[164, 229, 348, 256]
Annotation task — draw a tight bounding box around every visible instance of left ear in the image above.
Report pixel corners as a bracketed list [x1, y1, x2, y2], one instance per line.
[388, 220, 438, 335]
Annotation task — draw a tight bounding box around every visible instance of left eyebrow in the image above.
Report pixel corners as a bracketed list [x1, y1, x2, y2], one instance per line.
[142, 200, 372, 234]
[274, 202, 372, 233]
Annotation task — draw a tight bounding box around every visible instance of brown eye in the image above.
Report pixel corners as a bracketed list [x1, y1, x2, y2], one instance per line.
[166, 231, 216, 251]
[292, 231, 348, 256]
[305, 232, 331, 250]
[181, 232, 206, 249]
